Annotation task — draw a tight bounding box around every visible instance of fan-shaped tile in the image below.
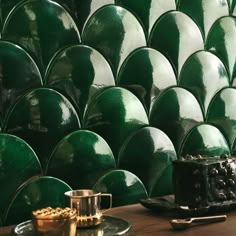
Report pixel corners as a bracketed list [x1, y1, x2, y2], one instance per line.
[46, 130, 116, 189]
[75, 0, 114, 32]
[206, 16, 236, 83]
[82, 5, 146, 76]
[45, 44, 115, 119]
[116, 0, 176, 37]
[118, 127, 177, 195]
[4, 88, 80, 169]
[2, 0, 80, 77]
[149, 11, 204, 76]
[177, 0, 229, 41]
[0, 133, 42, 214]
[150, 87, 204, 154]
[3, 176, 72, 226]
[0, 40, 42, 123]
[117, 47, 176, 114]
[179, 50, 229, 117]
[83, 87, 149, 158]
[206, 87, 236, 150]
[179, 123, 230, 157]
[92, 169, 148, 207]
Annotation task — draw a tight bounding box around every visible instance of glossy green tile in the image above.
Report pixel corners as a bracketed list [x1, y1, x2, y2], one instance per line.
[116, 0, 176, 37]
[117, 47, 176, 114]
[92, 170, 148, 207]
[149, 10, 204, 76]
[0, 40, 42, 123]
[45, 44, 115, 119]
[179, 123, 230, 157]
[82, 5, 146, 76]
[206, 16, 236, 83]
[75, 0, 114, 32]
[207, 87, 236, 150]
[2, 0, 80, 77]
[179, 50, 229, 117]
[149, 165, 173, 197]
[4, 88, 80, 169]
[0, 133, 42, 214]
[177, 0, 229, 41]
[46, 130, 116, 189]
[118, 127, 177, 195]
[3, 176, 72, 226]
[83, 87, 149, 158]
[150, 87, 204, 154]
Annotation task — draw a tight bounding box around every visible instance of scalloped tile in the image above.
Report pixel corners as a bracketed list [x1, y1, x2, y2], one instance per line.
[206, 16, 236, 83]
[117, 47, 176, 114]
[4, 88, 80, 168]
[118, 126, 177, 195]
[179, 50, 229, 117]
[2, 0, 80, 77]
[46, 130, 116, 189]
[82, 5, 146, 76]
[149, 10, 204, 76]
[150, 87, 204, 155]
[45, 44, 115, 119]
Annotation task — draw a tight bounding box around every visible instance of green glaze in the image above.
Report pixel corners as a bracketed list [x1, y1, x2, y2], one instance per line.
[75, 0, 114, 32]
[46, 130, 116, 189]
[230, 0, 236, 12]
[93, 170, 148, 207]
[179, 123, 230, 157]
[2, 0, 80, 77]
[116, 0, 176, 37]
[118, 127, 177, 195]
[3, 176, 72, 226]
[179, 50, 229, 117]
[117, 47, 176, 114]
[150, 87, 204, 155]
[4, 88, 80, 169]
[0, 40, 42, 123]
[45, 44, 115, 119]
[83, 87, 149, 159]
[206, 16, 236, 83]
[149, 165, 173, 197]
[177, 0, 229, 41]
[207, 87, 236, 150]
[0, 133, 42, 214]
[82, 5, 146, 76]
[149, 11, 204, 76]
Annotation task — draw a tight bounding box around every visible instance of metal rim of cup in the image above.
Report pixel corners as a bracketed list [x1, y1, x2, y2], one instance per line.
[64, 189, 101, 198]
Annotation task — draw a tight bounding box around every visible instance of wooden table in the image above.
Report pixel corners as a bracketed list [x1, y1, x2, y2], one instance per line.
[1, 203, 236, 235]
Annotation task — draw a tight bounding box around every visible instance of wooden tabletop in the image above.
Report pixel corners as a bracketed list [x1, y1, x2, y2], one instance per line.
[1, 203, 236, 235]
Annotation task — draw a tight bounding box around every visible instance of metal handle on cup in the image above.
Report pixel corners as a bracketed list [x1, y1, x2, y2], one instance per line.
[100, 193, 112, 213]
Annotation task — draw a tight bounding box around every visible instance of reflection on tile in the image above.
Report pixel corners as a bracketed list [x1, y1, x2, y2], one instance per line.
[0, 40, 42, 123]
[46, 130, 116, 189]
[179, 50, 229, 117]
[2, 0, 80, 77]
[93, 169, 148, 207]
[179, 123, 230, 157]
[82, 5, 146, 76]
[45, 44, 115, 119]
[4, 176, 72, 226]
[117, 47, 176, 114]
[4, 88, 80, 169]
[149, 10, 204, 76]
[83, 87, 149, 158]
[118, 126, 177, 195]
[150, 87, 204, 155]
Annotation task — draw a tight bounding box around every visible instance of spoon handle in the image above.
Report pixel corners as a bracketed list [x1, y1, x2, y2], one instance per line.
[191, 215, 227, 224]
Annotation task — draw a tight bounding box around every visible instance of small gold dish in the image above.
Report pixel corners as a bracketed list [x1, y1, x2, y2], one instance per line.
[32, 207, 77, 236]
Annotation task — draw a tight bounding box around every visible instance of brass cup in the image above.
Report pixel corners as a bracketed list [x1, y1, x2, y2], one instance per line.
[32, 207, 77, 236]
[64, 189, 112, 228]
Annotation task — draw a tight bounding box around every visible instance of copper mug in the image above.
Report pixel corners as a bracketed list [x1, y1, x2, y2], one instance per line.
[64, 189, 112, 228]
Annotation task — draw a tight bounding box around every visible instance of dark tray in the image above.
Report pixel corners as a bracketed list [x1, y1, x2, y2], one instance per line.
[12, 215, 131, 236]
